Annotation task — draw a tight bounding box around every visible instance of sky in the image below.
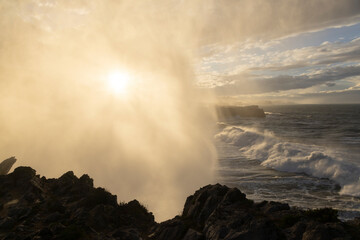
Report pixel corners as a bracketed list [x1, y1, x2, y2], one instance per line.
[196, 1, 360, 105]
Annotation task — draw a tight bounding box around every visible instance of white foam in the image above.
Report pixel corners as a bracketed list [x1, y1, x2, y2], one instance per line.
[265, 112, 282, 115]
[215, 126, 360, 197]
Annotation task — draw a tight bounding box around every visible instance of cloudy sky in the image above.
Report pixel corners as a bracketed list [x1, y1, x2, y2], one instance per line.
[196, 0, 360, 105]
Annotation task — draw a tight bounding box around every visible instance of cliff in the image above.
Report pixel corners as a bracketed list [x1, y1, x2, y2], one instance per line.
[216, 105, 266, 119]
[0, 166, 359, 240]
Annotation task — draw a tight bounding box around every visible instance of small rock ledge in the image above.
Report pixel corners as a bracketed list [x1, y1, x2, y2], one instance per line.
[0, 167, 359, 240]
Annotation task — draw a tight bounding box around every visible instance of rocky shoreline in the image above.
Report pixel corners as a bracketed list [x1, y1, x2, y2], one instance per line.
[1, 166, 359, 240]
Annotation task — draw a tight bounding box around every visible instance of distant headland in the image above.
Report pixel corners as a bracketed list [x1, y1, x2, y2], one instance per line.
[216, 105, 266, 119]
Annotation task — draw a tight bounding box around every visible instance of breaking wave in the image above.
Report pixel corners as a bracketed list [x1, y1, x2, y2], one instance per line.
[215, 126, 360, 197]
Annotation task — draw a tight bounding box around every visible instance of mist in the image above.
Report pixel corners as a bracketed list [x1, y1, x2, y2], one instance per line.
[0, 1, 217, 221]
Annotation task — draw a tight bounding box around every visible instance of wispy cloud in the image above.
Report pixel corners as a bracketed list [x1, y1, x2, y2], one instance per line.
[202, 0, 360, 44]
[201, 37, 360, 76]
[214, 65, 360, 95]
[199, 31, 360, 103]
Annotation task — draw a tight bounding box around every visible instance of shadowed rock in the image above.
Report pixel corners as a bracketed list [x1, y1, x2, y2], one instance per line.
[0, 166, 359, 240]
[0, 166, 155, 240]
[151, 184, 360, 240]
[0, 157, 16, 175]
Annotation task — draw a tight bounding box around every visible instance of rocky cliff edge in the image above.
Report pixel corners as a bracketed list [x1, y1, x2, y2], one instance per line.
[0, 166, 359, 240]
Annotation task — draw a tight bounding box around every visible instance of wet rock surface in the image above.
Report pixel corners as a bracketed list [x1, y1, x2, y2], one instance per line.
[0, 166, 359, 240]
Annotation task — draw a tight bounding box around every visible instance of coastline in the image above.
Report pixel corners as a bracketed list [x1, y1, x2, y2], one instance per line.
[1, 166, 359, 240]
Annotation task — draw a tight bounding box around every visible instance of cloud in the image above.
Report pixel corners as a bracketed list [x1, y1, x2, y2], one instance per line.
[203, 37, 360, 75]
[201, 0, 360, 44]
[295, 89, 360, 104]
[214, 65, 360, 95]
[198, 35, 360, 97]
[257, 38, 360, 71]
[326, 82, 336, 87]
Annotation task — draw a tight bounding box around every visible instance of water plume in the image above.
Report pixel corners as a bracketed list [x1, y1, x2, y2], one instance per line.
[0, 0, 216, 220]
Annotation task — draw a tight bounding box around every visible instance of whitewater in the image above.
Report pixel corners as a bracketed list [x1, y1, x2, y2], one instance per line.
[215, 104, 360, 220]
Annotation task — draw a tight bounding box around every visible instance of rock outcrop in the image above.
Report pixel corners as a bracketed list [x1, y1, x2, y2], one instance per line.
[216, 105, 266, 119]
[0, 166, 154, 240]
[0, 166, 359, 240]
[0, 157, 16, 175]
[151, 184, 360, 240]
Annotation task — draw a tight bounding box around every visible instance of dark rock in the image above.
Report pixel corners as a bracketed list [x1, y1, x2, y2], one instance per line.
[182, 184, 230, 228]
[120, 199, 155, 231]
[59, 171, 77, 183]
[82, 187, 117, 209]
[283, 221, 307, 240]
[222, 187, 246, 204]
[11, 166, 36, 181]
[304, 208, 339, 223]
[2, 232, 16, 240]
[346, 217, 360, 238]
[44, 212, 63, 223]
[49, 222, 66, 234]
[56, 224, 86, 239]
[0, 166, 155, 240]
[183, 228, 204, 240]
[87, 204, 116, 231]
[302, 223, 351, 240]
[151, 184, 356, 240]
[44, 198, 65, 213]
[1, 166, 358, 240]
[112, 229, 142, 240]
[261, 201, 290, 214]
[79, 174, 94, 187]
[37, 227, 53, 238]
[150, 217, 187, 240]
[70, 207, 88, 223]
[0, 217, 16, 229]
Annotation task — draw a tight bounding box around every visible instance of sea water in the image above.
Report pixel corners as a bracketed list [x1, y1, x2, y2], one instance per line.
[215, 104, 360, 220]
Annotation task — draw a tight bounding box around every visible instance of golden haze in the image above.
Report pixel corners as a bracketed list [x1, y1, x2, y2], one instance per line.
[0, 1, 216, 221]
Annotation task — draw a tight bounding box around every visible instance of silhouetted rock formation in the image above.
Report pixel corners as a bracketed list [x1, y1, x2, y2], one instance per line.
[216, 105, 266, 119]
[0, 157, 16, 175]
[151, 184, 360, 240]
[0, 166, 359, 239]
[0, 166, 154, 240]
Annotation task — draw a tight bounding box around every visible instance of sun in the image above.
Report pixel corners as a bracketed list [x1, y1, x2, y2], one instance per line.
[106, 70, 131, 95]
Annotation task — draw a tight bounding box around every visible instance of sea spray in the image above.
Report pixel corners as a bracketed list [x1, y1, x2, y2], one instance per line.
[0, 1, 217, 221]
[216, 125, 360, 197]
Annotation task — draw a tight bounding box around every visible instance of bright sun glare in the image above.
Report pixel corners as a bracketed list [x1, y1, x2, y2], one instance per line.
[107, 70, 131, 95]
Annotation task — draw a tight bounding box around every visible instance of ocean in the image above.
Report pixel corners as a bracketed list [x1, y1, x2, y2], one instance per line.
[215, 104, 360, 220]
